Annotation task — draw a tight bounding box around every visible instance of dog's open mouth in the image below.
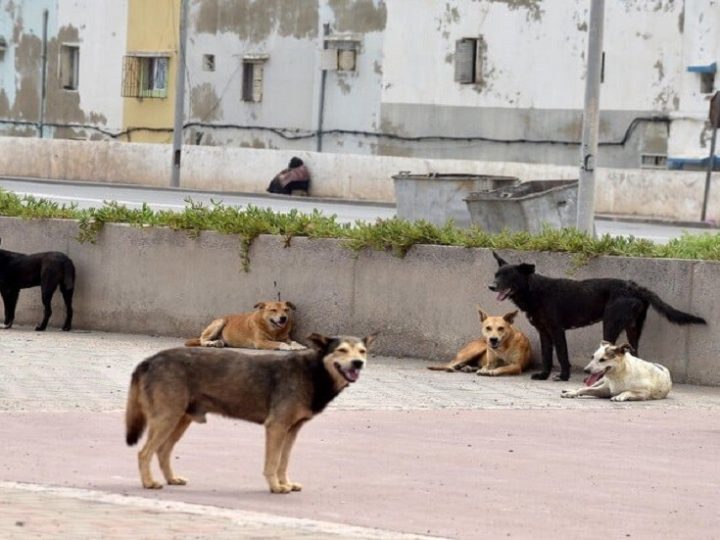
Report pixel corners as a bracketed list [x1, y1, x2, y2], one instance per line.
[496, 289, 512, 301]
[270, 318, 287, 328]
[584, 368, 609, 386]
[334, 362, 361, 383]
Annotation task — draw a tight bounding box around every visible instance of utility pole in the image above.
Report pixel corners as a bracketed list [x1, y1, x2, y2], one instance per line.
[576, 0, 605, 234]
[170, 0, 188, 188]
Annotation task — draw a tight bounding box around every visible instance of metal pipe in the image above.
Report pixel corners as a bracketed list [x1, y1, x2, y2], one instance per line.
[38, 9, 49, 138]
[576, 0, 605, 235]
[170, 0, 188, 188]
[316, 23, 330, 153]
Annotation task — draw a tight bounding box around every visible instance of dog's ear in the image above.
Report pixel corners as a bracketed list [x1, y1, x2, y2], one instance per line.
[363, 333, 378, 349]
[492, 251, 507, 267]
[476, 305, 488, 322]
[617, 343, 635, 356]
[503, 310, 518, 324]
[307, 333, 331, 351]
[518, 263, 535, 275]
[253, 302, 266, 310]
[600, 340, 612, 347]
[285, 301, 297, 311]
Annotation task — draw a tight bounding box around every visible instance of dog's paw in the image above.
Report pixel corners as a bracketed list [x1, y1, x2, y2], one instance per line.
[281, 481, 303, 492]
[610, 394, 631, 402]
[531, 372, 550, 380]
[289, 341, 307, 350]
[277, 342, 293, 351]
[0, 323, 11, 329]
[142, 481, 164, 490]
[553, 373, 570, 382]
[167, 476, 188, 486]
[34, 325, 47, 332]
[459, 366, 475, 373]
[269, 484, 293, 494]
[560, 390, 577, 399]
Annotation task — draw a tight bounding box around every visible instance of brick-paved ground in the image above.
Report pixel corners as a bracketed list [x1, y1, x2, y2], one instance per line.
[1, 327, 719, 539]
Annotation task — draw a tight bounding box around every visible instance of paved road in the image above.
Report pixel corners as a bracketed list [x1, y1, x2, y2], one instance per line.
[1, 328, 720, 539]
[0, 177, 716, 243]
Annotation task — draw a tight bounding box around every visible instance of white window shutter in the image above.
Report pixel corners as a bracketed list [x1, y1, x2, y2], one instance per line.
[454, 39, 476, 84]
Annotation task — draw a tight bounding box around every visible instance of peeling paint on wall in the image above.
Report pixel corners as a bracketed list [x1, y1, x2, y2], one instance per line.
[190, 83, 221, 121]
[489, 0, 543, 22]
[336, 74, 352, 94]
[653, 59, 665, 81]
[193, 0, 318, 42]
[327, 0, 387, 33]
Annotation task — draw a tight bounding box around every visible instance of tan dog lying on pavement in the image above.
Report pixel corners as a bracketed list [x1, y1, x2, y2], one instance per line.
[561, 341, 672, 401]
[185, 301, 305, 350]
[428, 307, 532, 376]
[126, 333, 375, 493]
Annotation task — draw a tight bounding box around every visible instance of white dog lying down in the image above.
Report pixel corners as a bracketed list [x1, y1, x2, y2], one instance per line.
[561, 341, 672, 402]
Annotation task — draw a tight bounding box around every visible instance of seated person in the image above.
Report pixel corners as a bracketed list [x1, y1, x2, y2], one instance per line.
[267, 157, 311, 195]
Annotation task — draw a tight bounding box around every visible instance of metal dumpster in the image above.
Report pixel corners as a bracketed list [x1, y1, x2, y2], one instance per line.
[392, 172, 520, 227]
[464, 179, 579, 234]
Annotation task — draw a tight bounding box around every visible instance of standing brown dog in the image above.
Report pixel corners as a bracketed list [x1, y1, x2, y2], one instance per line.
[126, 333, 375, 493]
[185, 301, 304, 350]
[428, 307, 532, 376]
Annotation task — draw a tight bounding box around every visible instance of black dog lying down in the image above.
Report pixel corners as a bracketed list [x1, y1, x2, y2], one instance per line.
[489, 251, 705, 381]
[0, 239, 76, 331]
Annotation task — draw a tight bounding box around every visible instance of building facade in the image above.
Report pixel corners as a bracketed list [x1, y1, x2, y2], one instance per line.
[0, 0, 717, 169]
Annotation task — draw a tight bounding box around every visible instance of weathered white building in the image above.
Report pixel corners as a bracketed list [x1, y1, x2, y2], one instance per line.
[0, 0, 718, 170]
[183, 0, 719, 169]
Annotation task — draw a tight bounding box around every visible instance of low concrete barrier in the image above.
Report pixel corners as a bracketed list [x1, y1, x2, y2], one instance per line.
[1, 216, 717, 385]
[1, 136, 716, 221]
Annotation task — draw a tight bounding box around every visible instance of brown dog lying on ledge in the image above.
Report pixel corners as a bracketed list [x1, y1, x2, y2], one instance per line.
[185, 301, 305, 350]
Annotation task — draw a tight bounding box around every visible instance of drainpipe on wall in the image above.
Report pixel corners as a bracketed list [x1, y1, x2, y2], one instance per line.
[316, 23, 330, 153]
[38, 9, 49, 138]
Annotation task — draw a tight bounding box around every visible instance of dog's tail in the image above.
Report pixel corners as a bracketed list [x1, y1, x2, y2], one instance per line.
[184, 337, 201, 347]
[427, 364, 454, 371]
[634, 283, 706, 325]
[125, 362, 148, 446]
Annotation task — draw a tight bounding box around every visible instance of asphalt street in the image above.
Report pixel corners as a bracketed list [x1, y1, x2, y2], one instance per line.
[0, 176, 716, 243]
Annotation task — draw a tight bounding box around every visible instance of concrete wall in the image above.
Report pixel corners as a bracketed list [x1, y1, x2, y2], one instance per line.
[0, 216, 717, 385]
[2, 136, 720, 222]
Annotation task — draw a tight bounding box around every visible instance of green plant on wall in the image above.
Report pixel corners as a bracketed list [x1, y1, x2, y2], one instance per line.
[1, 189, 720, 271]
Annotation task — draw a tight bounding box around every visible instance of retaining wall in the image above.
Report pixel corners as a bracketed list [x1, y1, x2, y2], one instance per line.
[1, 217, 717, 385]
[0, 137, 716, 221]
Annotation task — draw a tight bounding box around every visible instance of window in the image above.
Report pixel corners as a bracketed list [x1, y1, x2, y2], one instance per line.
[454, 37, 482, 84]
[700, 72, 715, 94]
[321, 35, 361, 72]
[60, 44, 79, 90]
[121, 54, 169, 98]
[241, 55, 268, 103]
[202, 54, 215, 72]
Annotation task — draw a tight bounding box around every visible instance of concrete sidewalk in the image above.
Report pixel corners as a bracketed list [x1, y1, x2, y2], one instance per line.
[1, 328, 719, 539]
